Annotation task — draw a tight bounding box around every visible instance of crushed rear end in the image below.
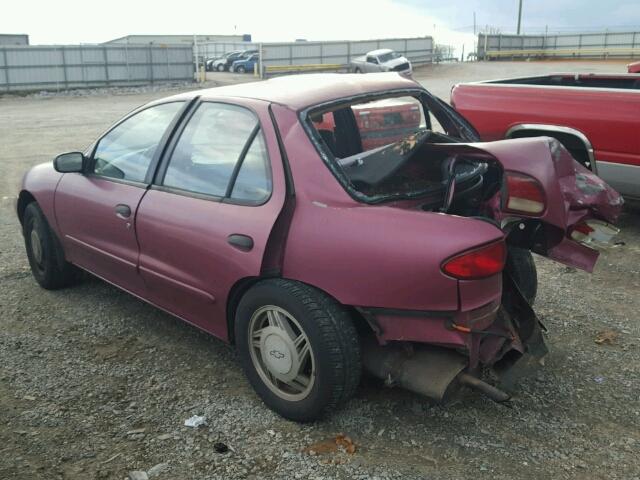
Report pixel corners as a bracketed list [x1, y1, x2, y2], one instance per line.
[359, 136, 623, 403]
[295, 86, 623, 404]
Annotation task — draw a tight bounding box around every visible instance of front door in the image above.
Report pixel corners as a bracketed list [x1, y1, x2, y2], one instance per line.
[55, 101, 185, 295]
[135, 99, 286, 339]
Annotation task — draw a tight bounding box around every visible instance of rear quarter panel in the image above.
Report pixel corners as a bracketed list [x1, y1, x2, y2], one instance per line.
[271, 104, 504, 312]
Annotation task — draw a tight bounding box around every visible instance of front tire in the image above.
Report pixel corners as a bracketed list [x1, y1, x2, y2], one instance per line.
[23, 202, 78, 290]
[237, 66, 246, 73]
[235, 279, 361, 422]
[216, 64, 225, 72]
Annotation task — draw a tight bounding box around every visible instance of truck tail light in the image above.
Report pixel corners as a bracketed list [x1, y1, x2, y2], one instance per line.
[441, 241, 506, 280]
[505, 173, 546, 215]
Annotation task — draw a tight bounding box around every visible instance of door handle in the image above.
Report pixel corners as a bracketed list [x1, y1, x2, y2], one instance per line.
[115, 204, 131, 219]
[227, 234, 254, 252]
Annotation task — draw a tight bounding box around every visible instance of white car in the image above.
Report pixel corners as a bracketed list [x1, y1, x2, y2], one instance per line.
[350, 49, 412, 74]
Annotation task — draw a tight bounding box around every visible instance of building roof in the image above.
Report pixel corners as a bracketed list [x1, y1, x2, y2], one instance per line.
[170, 73, 421, 110]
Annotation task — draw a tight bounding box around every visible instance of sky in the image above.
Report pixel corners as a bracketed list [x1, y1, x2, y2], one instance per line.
[1, 0, 639, 55]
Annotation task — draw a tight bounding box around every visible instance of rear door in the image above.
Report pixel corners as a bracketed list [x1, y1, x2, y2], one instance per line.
[135, 99, 286, 339]
[55, 101, 185, 295]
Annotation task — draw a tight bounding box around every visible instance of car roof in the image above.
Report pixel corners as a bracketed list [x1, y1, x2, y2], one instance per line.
[368, 48, 394, 56]
[165, 73, 421, 110]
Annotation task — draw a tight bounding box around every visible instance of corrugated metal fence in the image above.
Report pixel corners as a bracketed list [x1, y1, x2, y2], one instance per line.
[199, 42, 257, 59]
[260, 37, 434, 67]
[0, 44, 194, 92]
[199, 37, 434, 76]
[478, 31, 640, 59]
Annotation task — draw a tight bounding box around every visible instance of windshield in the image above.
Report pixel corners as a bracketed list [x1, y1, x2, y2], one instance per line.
[306, 92, 481, 203]
[377, 51, 401, 63]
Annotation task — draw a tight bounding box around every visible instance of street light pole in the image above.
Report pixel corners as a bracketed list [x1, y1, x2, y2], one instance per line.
[517, 0, 523, 35]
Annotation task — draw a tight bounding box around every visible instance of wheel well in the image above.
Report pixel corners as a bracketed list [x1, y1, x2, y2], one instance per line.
[507, 128, 593, 170]
[17, 191, 36, 225]
[226, 277, 263, 344]
[225, 276, 374, 345]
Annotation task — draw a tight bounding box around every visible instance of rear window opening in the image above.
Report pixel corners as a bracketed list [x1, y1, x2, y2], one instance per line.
[305, 93, 492, 208]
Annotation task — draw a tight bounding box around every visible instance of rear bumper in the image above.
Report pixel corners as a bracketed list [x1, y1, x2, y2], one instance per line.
[357, 271, 547, 372]
[358, 299, 503, 369]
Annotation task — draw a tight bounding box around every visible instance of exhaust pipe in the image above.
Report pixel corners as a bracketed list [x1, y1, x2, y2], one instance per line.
[362, 338, 510, 404]
[458, 372, 510, 403]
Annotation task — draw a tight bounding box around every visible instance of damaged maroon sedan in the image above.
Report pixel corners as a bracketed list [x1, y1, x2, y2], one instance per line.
[18, 73, 623, 421]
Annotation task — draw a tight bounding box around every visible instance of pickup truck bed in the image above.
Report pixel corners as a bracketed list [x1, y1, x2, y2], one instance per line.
[451, 73, 640, 198]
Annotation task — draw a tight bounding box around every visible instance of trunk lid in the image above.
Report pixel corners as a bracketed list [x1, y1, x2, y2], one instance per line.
[478, 136, 623, 271]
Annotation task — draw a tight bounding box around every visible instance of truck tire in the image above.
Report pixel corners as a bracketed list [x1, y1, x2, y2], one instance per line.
[506, 246, 537, 305]
[235, 279, 361, 422]
[237, 65, 246, 73]
[354, 67, 362, 73]
[23, 202, 78, 290]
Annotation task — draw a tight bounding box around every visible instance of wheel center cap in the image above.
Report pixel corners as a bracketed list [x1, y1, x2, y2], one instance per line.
[263, 334, 293, 375]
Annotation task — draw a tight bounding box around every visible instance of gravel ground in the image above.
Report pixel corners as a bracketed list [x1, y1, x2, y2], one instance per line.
[1, 61, 639, 480]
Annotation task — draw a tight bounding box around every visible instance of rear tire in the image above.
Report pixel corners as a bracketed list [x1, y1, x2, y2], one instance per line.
[23, 202, 78, 290]
[506, 247, 537, 305]
[237, 66, 246, 73]
[217, 64, 225, 72]
[235, 279, 361, 422]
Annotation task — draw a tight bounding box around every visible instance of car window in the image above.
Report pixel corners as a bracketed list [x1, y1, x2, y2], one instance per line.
[163, 102, 270, 200]
[378, 51, 401, 63]
[366, 56, 378, 64]
[92, 102, 183, 183]
[230, 132, 271, 202]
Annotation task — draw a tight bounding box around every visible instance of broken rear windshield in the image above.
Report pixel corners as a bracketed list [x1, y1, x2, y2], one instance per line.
[306, 93, 478, 203]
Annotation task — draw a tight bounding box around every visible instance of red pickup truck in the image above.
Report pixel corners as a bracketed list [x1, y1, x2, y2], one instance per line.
[451, 73, 640, 199]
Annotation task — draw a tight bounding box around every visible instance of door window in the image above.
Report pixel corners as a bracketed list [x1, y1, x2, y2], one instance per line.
[230, 132, 271, 202]
[92, 102, 183, 183]
[162, 102, 272, 202]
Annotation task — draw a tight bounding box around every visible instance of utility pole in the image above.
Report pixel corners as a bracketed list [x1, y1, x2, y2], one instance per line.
[473, 11, 477, 35]
[516, 0, 523, 35]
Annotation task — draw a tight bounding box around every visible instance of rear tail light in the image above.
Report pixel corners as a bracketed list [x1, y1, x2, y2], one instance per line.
[441, 241, 506, 280]
[505, 172, 546, 215]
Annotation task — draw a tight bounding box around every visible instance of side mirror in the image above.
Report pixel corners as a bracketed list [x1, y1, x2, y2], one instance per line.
[54, 152, 85, 173]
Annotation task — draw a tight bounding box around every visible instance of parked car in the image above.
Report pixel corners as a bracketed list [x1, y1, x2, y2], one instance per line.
[350, 49, 412, 74]
[211, 49, 258, 72]
[210, 51, 241, 72]
[451, 73, 640, 199]
[231, 53, 259, 73]
[18, 73, 622, 421]
[206, 56, 225, 71]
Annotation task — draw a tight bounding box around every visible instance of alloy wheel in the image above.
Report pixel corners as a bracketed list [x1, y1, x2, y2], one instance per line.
[248, 305, 315, 401]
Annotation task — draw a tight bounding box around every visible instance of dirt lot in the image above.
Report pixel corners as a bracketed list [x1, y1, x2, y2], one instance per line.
[1, 61, 639, 480]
